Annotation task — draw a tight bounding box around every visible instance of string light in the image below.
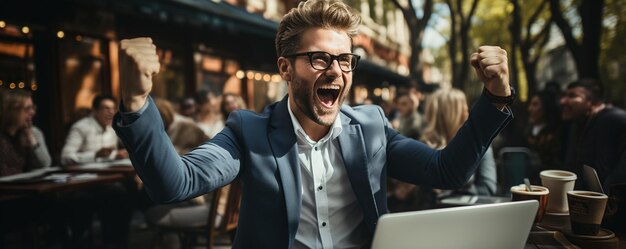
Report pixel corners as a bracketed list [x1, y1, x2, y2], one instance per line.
[57, 31, 65, 38]
[254, 73, 262, 81]
[0, 20, 6, 28]
[21, 26, 30, 34]
[0, 80, 3, 86]
[76, 35, 82, 41]
[271, 75, 282, 82]
[235, 70, 245, 79]
[374, 88, 382, 96]
[263, 74, 271, 82]
[18, 82, 25, 88]
[246, 72, 254, 80]
[31, 83, 38, 91]
[9, 83, 16, 89]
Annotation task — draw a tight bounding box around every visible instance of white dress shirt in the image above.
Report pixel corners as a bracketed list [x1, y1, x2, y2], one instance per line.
[61, 115, 120, 165]
[288, 100, 368, 249]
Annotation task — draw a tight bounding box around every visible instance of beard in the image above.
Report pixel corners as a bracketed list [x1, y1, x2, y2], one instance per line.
[290, 73, 347, 127]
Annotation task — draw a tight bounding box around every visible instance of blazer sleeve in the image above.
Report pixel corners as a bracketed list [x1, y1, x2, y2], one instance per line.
[386, 93, 512, 189]
[113, 96, 241, 203]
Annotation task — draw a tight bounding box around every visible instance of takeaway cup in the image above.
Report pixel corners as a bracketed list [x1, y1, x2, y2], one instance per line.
[540, 170, 577, 213]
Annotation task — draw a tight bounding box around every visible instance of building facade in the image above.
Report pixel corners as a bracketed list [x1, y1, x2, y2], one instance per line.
[0, 0, 412, 162]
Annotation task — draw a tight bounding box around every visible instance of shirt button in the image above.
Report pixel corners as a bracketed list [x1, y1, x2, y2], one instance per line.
[322, 222, 327, 227]
[318, 186, 323, 191]
[314, 146, 318, 151]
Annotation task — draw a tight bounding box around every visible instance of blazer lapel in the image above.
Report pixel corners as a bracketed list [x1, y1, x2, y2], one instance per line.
[267, 96, 301, 247]
[337, 112, 379, 231]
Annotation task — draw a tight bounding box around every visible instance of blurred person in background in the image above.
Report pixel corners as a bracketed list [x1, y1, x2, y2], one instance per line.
[560, 79, 626, 234]
[387, 92, 423, 211]
[61, 94, 128, 164]
[195, 90, 224, 138]
[155, 98, 208, 155]
[391, 93, 422, 139]
[560, 80, 626, 192]
[140, 98, 210, 235]
[419, 89, 497, 206]
[0, 89, 51, 176]
[220, 93, 247, 119]
[524, 90, 563, 184]
[177, 96, 197, 118]
[60, 94, 134, 248]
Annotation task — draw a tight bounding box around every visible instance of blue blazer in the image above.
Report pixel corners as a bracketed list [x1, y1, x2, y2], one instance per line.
[113, 94, 512, 248]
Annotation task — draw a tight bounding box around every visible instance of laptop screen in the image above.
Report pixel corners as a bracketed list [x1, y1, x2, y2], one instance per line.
[371, 200, 538, 249]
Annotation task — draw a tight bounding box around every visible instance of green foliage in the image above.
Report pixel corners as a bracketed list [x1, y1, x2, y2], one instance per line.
[600, 0, 626, 105]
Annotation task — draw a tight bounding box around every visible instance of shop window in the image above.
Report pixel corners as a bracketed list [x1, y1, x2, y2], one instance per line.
[58, 34, 107, 127]
[241, 70, 285, 112]
[152, 46, 187, 102]
[0, 22, 36, 91]
[196, 52, 241, 99]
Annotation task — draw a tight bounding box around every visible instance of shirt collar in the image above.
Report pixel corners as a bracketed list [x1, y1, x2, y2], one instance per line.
[287, 97, 342, 145]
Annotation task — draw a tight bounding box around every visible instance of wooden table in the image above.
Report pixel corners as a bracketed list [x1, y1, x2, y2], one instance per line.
[529, 212, 626, 249]
[63, 165, 135, 177]
[62, 159, 135, 176]
[0, 172, 126, 200]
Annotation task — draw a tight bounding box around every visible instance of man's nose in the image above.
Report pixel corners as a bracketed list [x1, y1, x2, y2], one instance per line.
[325, 60, 342, 77]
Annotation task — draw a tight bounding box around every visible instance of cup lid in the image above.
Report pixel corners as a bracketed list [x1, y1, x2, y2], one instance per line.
[567, 190, 608, 199]
[511, 184, 549, 195]
[540, 170, 577, 181]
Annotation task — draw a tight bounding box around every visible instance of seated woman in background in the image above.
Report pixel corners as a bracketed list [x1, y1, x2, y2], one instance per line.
[142, 98, 211, 230]
[388, 88, 498, 211]
[155, 98, 209, 154]
[525, 90, 563, 184]
[420, 89, 497, 203]
[220, 93, 247, 120]
[0, 89, 51, 176]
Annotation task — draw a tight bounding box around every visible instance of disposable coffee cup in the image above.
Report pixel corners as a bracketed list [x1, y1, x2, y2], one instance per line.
[511, 185, 549, 222]
[540, 170, 577, 213]
[567, 190, 608, 236]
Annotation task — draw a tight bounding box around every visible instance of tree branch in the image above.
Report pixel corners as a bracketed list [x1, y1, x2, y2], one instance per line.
[549, 0, 580, 58]
[455, 0, 464, 21]
[464, 0, 481, 29]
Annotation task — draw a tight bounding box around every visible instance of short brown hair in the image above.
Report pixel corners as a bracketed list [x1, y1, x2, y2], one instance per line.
[275, 0, 361, 57]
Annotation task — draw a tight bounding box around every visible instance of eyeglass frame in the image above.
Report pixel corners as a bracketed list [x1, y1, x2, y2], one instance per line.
[282, 51, 361, 72]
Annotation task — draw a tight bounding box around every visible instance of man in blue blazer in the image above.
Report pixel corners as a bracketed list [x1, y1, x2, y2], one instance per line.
[114, 1, 514, 248]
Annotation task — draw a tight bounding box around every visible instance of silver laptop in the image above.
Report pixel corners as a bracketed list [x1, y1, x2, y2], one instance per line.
[438, 194, 510, 206]
[371, 200, 538, 249]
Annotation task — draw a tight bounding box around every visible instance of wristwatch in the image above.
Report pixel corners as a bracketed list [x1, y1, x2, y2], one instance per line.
[483, 86, 516, 105]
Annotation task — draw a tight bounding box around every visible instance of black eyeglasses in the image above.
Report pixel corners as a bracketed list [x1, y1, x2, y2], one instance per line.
[283, 51, 360, 72]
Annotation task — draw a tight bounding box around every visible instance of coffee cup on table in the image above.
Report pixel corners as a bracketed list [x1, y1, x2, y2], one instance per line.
[511, 184, 549, 222]
[567, 190, 608, 236]
[540, 170, 577, 213]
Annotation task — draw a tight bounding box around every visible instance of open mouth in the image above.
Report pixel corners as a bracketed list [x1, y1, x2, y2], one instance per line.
[317, 86, 341, 108]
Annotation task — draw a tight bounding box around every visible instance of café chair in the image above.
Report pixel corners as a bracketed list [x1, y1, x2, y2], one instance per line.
[152, 179, 243, 249]
[497, 147, 540, 196]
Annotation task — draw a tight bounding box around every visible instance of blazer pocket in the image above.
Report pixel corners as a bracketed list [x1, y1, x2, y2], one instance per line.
[370, 144, 385, 159]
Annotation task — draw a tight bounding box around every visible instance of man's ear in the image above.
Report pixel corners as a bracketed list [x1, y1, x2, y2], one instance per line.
[277, 57, 291, 82]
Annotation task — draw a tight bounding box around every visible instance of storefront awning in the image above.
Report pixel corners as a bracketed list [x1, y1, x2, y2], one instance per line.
[354, 59, 411, 88]
[110, 0, 278, 38]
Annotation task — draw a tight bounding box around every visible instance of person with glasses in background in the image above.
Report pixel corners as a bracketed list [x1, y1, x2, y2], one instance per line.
[0, 89, 51, 176]
[61, 94, 128, 164]
[114, 0, 514, 248]
[60, 94, 134, 248]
